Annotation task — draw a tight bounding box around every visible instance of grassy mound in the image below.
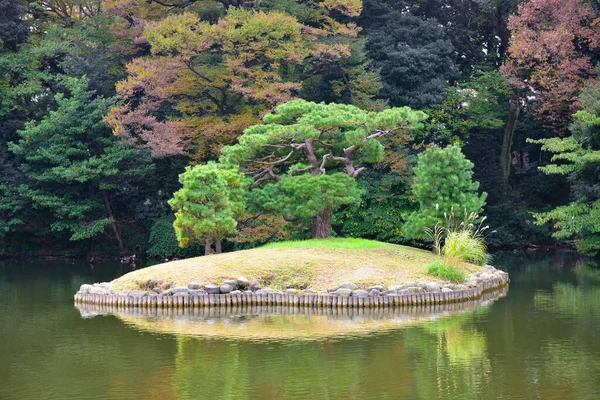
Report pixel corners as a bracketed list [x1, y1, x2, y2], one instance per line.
[113, 238, 483, 291]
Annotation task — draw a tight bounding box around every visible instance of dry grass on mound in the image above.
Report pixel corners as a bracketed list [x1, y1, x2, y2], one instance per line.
[113, 240, 483, 292]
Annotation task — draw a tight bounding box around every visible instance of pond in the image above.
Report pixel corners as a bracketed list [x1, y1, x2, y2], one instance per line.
[1, 251, 600, 399]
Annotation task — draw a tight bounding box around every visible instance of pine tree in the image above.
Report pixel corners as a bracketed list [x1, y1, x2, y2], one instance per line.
[220, 99, 427, 238]
[403, 145, 487, 239]
[168, 163, 246, 255]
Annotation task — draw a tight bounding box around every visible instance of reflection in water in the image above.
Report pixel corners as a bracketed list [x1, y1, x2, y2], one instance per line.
[3, 254, 600, 399]
[75, 287, 508, 342]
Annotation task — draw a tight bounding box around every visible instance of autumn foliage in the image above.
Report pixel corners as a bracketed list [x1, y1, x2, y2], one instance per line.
[502, 0, 600, 126]
[105, 1, 364, 159]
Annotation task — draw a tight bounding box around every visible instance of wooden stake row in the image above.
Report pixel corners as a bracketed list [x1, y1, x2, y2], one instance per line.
[74, 274, 509, 309]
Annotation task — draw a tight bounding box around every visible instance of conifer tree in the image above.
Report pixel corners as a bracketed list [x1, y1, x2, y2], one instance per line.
[168, 162, 246, 254]
[220, 99, 427, 238]
[403, 145, 487, 239]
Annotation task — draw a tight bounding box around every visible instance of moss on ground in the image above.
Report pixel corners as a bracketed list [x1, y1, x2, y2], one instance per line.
[113, 238, 483, 291]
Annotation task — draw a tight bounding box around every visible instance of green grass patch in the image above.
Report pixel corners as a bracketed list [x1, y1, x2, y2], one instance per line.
[427, 260, 467, 283]
[442, 231, 490, 265]
[261, 238, 396, 250]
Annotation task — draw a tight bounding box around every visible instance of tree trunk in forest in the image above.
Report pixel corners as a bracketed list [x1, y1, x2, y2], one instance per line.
[500, 89, 521, 182]
[215, 239, 222, 254]
[205, 235, 213, 256]
[311, 206, 333, 239]
[102, 191, 124, 251]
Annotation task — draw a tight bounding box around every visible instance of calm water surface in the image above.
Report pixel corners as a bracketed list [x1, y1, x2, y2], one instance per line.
[1, 252, 600, 400]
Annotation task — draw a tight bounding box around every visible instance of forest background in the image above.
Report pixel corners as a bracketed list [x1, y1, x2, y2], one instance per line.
[1, 0, 599, 258]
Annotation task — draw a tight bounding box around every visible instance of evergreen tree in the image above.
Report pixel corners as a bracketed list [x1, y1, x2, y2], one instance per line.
[221, 99, 427, 238]
[529, 81, 600, 255]
[9, 77, 153, 250]
[363, 7, 456, 109]
[403, 145, 487, 239]
[168, 163, 246, 255]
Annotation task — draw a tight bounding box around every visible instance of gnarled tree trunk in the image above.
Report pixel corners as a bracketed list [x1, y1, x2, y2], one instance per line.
[215, 239, 222, 254]
[311, 206, 333, 239]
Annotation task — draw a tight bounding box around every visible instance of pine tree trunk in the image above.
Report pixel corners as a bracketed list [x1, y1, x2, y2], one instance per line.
[501, 89, 521, 182]
[102, 191, 124, 251]
[205, 235, 213, 256]
[215, 239, 222, 254]
[311, 207, 333, 239]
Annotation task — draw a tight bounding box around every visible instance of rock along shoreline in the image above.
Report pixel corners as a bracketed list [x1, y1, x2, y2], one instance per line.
[74, 266, 509, 309]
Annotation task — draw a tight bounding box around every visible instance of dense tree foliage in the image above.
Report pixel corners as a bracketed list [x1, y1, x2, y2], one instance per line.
[220, 100, 426, 238]
[1, 0, 600, 257]
[530, 81, 600, 255]
[8, 78, 153, 250]
[403, 145, 487, 239]
[168, 163, 246, 254]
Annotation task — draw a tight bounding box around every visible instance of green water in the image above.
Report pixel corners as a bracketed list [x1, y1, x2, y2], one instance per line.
[1, 252, 600, 400]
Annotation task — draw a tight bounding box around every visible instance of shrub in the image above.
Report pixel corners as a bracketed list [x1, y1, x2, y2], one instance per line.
[442, 230, 490, 265]
[147, 216, 202, 258]
[427, 260, 467, 282]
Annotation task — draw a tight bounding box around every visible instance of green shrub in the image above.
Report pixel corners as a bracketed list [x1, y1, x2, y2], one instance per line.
[147, 216, 202, 258]
[427, 261, 467, 282]
[442, 230, 490, 265]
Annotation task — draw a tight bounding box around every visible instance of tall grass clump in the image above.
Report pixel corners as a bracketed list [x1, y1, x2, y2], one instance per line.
[442, 230, 490, 265]
[427, 260, 467, 282]
[440, 209, 493, 265]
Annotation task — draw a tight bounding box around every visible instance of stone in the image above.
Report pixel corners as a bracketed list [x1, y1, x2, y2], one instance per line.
[388, 285, 408, 291]
[424, 282, 441, 293]
[171, 287, 189, 294]
[255, 288, 272, 294]
[455, 284, 468, 291]
[237, 277, 249, 289]
[204, 284, 220, 294]
[397, 289, 410, 296]
[479, 273, 490, 281]
[152, 287, 162, 294]
[79, 284, 93, 293]
[187, 282, 201, 290]
[338, 282, 358, 290]
[249, 283, 261, 292]
[129, 290, 148, 297]
[369, 289, 381, 296]
[173, 292, 189, 297]
[301, 289, 316, 294]
[89, 287, 109, 295]
[188, 289, 207, 296]
[230, 290, 242, 295]
[353, 290, 369, 297]
[327, 287, 338, 293]
[441, 287, 453, 293]
[224, 279, 238, 288]
[367, 285, 384, 292]
[383, 289, 398, 296]
[220, 284, 233, 294]
[333, 288, 352, 296]
[407, 287, 424, 294]
[285, 289, 298, 295]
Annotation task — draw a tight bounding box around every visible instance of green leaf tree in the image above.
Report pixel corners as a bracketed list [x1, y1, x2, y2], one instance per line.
[529, 81, 600, 255]
[403, 145, 487, 239]
[168, 162, 246, 255]
[220, 99, 427, 238]
[8, 77, 153, 250]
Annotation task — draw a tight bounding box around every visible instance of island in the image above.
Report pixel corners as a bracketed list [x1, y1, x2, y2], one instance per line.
[74, 239, 509, 308]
